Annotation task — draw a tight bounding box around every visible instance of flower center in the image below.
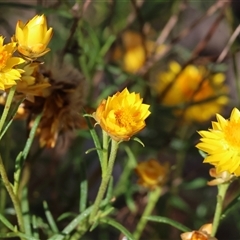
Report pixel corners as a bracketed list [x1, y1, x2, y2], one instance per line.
[114, 109, 132, 127]
[191, 231, 208, 240]
[0, 50, 10, 70]
[224, 121, 240, 149]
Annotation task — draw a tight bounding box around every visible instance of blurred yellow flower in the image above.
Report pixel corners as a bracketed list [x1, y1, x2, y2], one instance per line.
[154, 61, 228, 122]
[14, 14, 53, 59]
[196, 108, 240, 176]
[181, 223, 217, 240]
[0, 36, 25, 90]
[135, 159, 169, 189]
[17, 63, 50, 102]
[112, 31, 165, 73]
[93, 88, 150, 141]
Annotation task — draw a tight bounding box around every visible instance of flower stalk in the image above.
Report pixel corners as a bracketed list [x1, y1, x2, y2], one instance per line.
[211, 182, 229, 237]
[89, 137, 119, 223]
[0, 86, 16, 136]
[0, 155, 25, 233]
[133, 186, 162, 240]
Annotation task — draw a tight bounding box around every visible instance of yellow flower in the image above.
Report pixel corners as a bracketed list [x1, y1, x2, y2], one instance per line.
[154, 61, 228, 122]
[112, 31, 165, 73]
[181, 224, 217, 240]
[196, 108, 240, 176]
[0, 36, 25, 90]
[14, 14, 53, 59]
[135, 159, 169, 189]
[16, 63, 50, 102]
[93, 88, 150, 141]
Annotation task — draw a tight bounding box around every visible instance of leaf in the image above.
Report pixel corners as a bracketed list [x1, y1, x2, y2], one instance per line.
[57, 212, 77, 222]
[83, 111, 103, 166]
[169, 195, 190, 213]
[49, 199, 109, 240]
[32, 215, 39, 239]
[221, 191, 240, 221]
[199, 150, 208, 159]
[181, 178, 207, 190]
[43, 201, 59, 233]
[85, 147, 104, 154]
[22, 113, 42, 160]
[132, 137, 145, 147]
[21, 187, 32, 236]
[79, 159, 88, 212]
[0, 232, 39, 240]
[145, 216, 191, 232]
[0, 213, 15, 231]
[100, 217, 134, 240]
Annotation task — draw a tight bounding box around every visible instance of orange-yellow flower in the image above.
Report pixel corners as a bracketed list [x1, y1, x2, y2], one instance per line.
[112, 31, 165, 73]
[135, 159, 169, 189]
[196, 108, 240, 176]
[14, 14, 53, 59]
[93, 88, 150, 141]
[0, 36, 25, 90]
[154, 61, 228, 122]
[181, 223, 217, 240]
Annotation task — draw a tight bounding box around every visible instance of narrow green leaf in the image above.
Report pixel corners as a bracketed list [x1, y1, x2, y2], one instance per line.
[132, 137, 145, 147]
[114, 146, 137, 197]
[0, 98, 25, 140]
[221, 191, 240, 221]
[99, 35, 116, 57]
[22, 113, 42, 160]
[0, 232, 39, 240]
[83, 113, 94, 118]
[100, 217, 134, 240]
[181, 178, 207, 190]
[79, 55, 90, 81]
[49, 199, 109, 240]
[85, 147, 104, 154]
[13, 151, 23, 194]
[32, 215, 39, 239]
[83, 113, 103, 165]
[21, 187, 32, 236]
[198, 150, 207, 159]
[0, 213, 15, 231]
[79, 159, 88, 212]
[57, 212, 77, 222]
[145, 216, 191, 232]
[43, 201, 59, 233]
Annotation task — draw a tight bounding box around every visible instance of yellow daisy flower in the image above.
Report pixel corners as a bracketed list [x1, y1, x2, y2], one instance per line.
[154, 61, 228, 122]
[93, 88, 151, 141]
[0, 36, 25, 90]
[196, 108, 240, 176]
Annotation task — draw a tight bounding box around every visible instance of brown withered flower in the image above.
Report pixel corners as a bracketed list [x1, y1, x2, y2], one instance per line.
[18, 59, 87, 148]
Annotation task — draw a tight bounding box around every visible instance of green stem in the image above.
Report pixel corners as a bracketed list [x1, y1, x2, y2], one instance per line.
[133, 187, 162, 240]
[0, 86, 16, 134]
[211, 183, 229, 237]
[0, 155, 25, 233]
[102, 130, 109, 175]
[89, 138, 119, 223]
